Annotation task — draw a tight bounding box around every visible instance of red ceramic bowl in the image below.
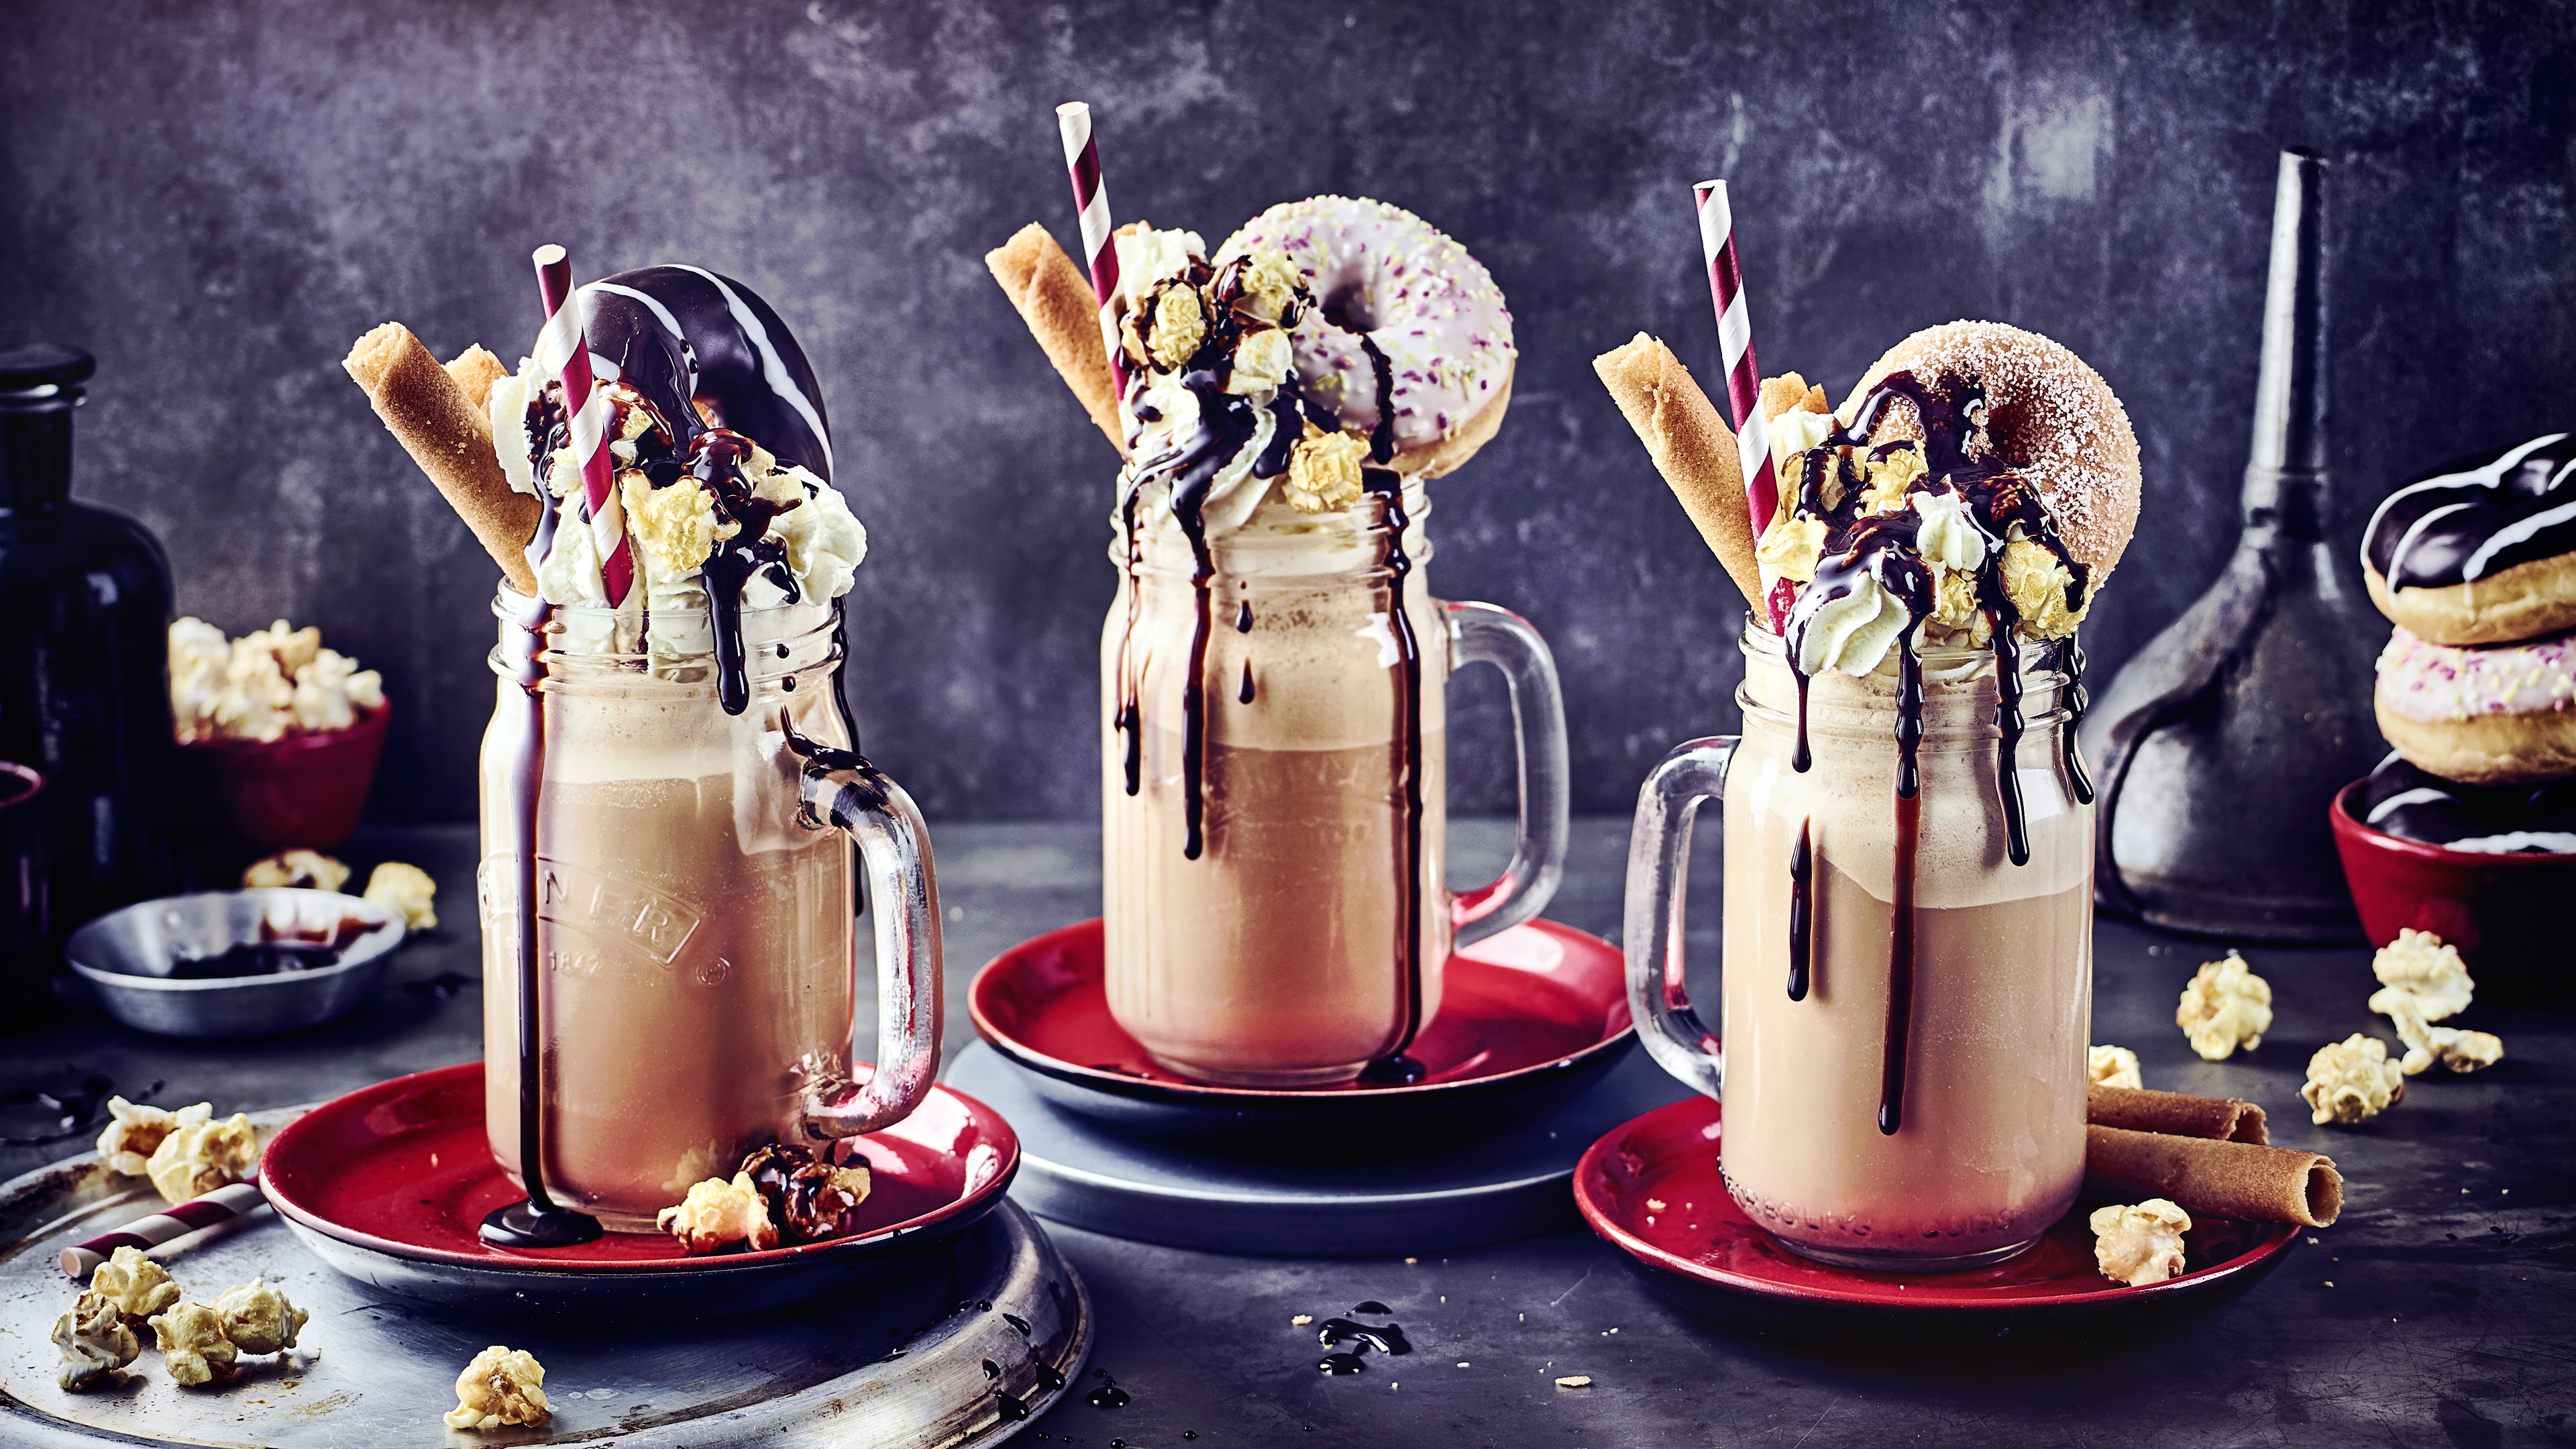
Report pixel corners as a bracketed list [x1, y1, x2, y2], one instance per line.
[2328, 778, 2575, 1004]
[179, 701, 390, 851]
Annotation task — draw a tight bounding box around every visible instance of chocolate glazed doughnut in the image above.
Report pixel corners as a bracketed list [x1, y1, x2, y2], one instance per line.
[2363, 433, 2576, 647]
[579, 265, 835, 484]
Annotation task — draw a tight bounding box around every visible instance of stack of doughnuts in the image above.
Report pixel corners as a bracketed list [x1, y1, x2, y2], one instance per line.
[2364, 433, 2576, 831]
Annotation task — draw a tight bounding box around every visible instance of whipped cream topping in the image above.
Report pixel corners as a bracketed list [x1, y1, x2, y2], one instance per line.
[2376, 626, 2576, 721]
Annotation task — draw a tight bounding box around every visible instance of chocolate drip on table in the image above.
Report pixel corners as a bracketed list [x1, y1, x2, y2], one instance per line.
[480, 594, 602, 1249]
[1774, 371, 2094, 1138]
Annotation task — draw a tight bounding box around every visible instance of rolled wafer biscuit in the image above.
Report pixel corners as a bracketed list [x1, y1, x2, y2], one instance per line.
[1593, 333, 1761, 610]
[2084, 1124, 2341, 1228]
[1758, 372, 1830, 424]
[2088, 1085, 2269, 1145]
[443, 344, 510, 413]
[343, 323, 540, 596]
[985, 223, 1125, 456]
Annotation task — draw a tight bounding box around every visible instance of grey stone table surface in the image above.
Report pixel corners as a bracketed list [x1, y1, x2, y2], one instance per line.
[2, 820, 2568, 1448]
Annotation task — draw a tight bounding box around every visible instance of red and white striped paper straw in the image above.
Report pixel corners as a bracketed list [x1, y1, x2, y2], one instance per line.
[1694, 180, 1777, 541]
[1057, 102, 1128, 393]
[58, 1179, 266, 1280]
[532, 244, 635, 607]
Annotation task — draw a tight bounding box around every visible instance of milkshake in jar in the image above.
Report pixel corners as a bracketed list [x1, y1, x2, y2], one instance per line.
[1618, 321, 2143, 1271]
[1075, 199, 1569, 1087]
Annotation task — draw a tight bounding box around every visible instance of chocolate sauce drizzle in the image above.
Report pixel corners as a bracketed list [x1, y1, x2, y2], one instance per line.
[1355, 466, 1428, 1087]
[1786, 820, 1813, 1002]
[1773, 371, 2096, 1138]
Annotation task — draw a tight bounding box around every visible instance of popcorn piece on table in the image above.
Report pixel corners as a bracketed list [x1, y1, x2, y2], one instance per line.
[90, 1244, 180, 1325]
[149, 1301, 240, 1385]
[2300, 1035, 2406, 1126]
[2177, 951, 2273, 1061]
[212, 1277, 309, 1355]
[655, 1173, 780, 1254]
[243, 849, 351, 894]
[362, 861, 438, 930]
[146, 1112, 260, 1206]
[1555, 1375, 1594, 1390]
[96, 1097, 211, 1177]
[447, 1345, 551, 1431]
[2089, 1197, 2193, 1287]
[2087, 1044, 2143, 1090]
[2367, 928, 2503, 1076]
[2367, 928, 2475, 1022]
[52, 1291, 140, 1391]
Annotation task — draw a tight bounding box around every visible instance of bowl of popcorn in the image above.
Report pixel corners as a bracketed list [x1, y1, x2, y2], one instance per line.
[170, 618, 390, 851]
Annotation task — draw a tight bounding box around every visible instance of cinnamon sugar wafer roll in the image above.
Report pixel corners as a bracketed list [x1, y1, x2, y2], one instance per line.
[443, 344, 510, 413]
[2088, 1085, 2270, 1145]
[343, 322, 539, 596]
[1594, 333, 1760, 608]
[986, 223, 1126, 455]
[2084, 1124, 2341, 1228]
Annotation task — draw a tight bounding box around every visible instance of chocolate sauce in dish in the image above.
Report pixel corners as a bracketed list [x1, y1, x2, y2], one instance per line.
[2364, 433, 2576, 589]
[1774, 370, 2096, 1136]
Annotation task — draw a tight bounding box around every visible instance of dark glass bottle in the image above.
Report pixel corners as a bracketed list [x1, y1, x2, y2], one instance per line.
[2079, 152, 2386, 942]
[0, 344, 176, 957]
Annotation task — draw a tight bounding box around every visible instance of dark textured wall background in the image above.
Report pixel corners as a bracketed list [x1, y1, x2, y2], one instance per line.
[3, 0, 2570, 823]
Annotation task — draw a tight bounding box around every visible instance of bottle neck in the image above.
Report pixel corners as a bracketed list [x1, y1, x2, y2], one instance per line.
[0, 403, 75, 508]
[2240, 464, 2330, 543]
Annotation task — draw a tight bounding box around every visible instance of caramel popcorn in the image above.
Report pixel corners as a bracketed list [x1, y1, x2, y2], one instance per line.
[621, 470, 725, 574]
[1754, 511, 1829, 585]
[2176, 951, 2273, 1061]
[1225, 248, 1303, 325]
[1285, 429, 1371, 515]
[1854, 447, 1928, 515]
[91, 1245, 181, 1325]
[212, 1277, 309, 1356]
[1147, 283, 1209, 371]
[740, 1144, 872, 1244]
[2001, 537, 2086, 639]
[171, 618, 382, 745]
[2300, 1034, 2406, 1126]
[2367, 928, 2476, 1022]
[2088, 1044, 2143, 1090]
[362, 860, 439, 931]
[53, 1291, 140, 1391]
[655, 1173, 779, 1254]
[2381, 998, 2504, 1077]
[2089, 1198, 2192, 1287]
[96, 1097, 210, 1177]
[1226, 325, 1294, 394]
[149, 1301, 239, 1386]
[146, 1111, 259, 1205]
[243, 849, 351, 893]
[446, 1345, 551, 1432]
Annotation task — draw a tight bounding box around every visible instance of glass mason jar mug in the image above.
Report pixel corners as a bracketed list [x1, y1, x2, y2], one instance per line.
[1102, 488, 1570, 1087]
[1625, 624, 2094, 1271]
[478, 592, 941, 1233]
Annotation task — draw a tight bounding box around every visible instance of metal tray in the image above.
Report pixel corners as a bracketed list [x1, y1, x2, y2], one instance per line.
[0, 1108, 1091, 1447]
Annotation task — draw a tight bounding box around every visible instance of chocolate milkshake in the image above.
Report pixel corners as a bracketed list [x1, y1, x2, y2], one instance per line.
[1617, 321, 2142, 1271]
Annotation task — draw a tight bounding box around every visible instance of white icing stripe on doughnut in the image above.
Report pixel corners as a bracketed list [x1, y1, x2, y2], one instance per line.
[2463, 496, 2576, 581]
[671, 264, 835, 478]
[2365, 787, 2455, 826]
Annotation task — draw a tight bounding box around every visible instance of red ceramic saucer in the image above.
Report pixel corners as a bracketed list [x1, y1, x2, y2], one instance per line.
[969, 918, 1634, 1139]
[1574, 1097, 2300, 1328]
[260, 1061, 1016, 1318]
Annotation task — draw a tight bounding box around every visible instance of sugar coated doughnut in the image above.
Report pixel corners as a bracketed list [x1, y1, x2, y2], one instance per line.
[1843, 321, 2142, 582]
[2375, 626, 2576, 786]
[1218, 196, 1514, 478]
[2362, 432, 2576, 647]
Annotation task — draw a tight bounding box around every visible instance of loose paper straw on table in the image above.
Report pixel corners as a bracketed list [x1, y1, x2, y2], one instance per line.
[58, 1179, 266, 1280]
[531, 244, 635, 607]
[1057, 102, 1128, 394]
[1694, 180, 1777, 541]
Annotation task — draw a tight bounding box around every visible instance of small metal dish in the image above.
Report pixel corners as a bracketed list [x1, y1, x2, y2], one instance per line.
[64, 889, 405, 1038]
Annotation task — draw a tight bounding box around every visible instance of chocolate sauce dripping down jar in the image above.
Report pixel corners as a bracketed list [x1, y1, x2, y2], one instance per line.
[2080, 150, 2384, 942]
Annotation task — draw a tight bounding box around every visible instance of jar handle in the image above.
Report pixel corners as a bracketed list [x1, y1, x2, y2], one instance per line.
[1445, 601, 1570, 947]
[793, 749, 945, 1138]
[1622, 736, 1737, 1099]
